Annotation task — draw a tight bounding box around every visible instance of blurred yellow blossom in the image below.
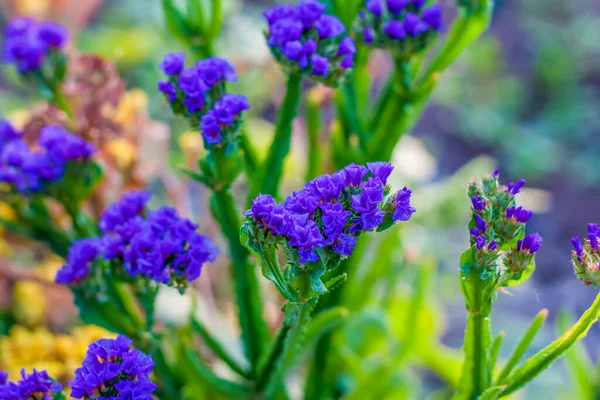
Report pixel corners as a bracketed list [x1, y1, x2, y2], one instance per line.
[0, 325, 113, 382]
[104, 138, 137, 170]
[12, 256, 63, 326]
[108, 89, 148, 128]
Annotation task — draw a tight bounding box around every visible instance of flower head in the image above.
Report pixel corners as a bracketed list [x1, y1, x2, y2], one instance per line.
[69, 335, 156, 400]
[57, 191, 218, 289]
[158, 55, 249, 147]
[571, 223, 600, 287]
[0, 122, 96, 193]
[356, 0, 443, 57]
[2, 17, 68, 72]
[243, 161, 414, 263]
[0, 369, 63, 400]
[264, 0, 356, 86]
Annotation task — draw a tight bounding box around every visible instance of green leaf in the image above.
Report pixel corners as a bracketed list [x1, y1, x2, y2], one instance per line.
[479, 385, 505, 400]
[459, 248, 474, 275]
[497, 309, 548, 383]
[251, 73, 302, 200]
[499, 293, 600, 397]
[161, 0, 195, 41]
[186, 0, 206, 32]
[506, 260, 535, 287]
[190, 315, 252, 379]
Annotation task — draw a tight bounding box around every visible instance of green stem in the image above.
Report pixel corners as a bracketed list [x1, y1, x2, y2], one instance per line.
[458, 271, 493, 398]
[252, 73, 302, 199]
[264, 300, 316, 396]
[210, 188, 269, 373]
[52, 89, 74, 119]
[496, 309, 548, 384]
[190, 316, 252, 379]
[259, 248, 295, 301]
[305, 94, 323, 182]
[499, 293, 600, 397]
[111, 281, 146, 329]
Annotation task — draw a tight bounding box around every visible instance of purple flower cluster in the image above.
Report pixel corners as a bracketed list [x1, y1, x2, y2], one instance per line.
[244, 162, 415, 263]
[357, 0, 442, 56]
[264, 0, 356, 84]
[468, 171, 542, 281]
[0, 369, 63, 400]
[2, 17, 68, 72]
[158, 53, 250, 145]
[0, 121, 96, 193]
[571, 223, 600, 287]
[56, 191, 219, 288]
[69, 335, 156, 400]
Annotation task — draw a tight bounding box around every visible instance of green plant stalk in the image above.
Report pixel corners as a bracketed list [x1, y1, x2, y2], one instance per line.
[264, 300, 316, 397]
[457, 271, 493, 398]
[499, 293, 600, 397]
[210, 188, 269, 373]
[305, 95, 323, 181]
[496, 309, 548, 384]
[253, 73, 302, 199]
[258, 248, 296, 301]
[190, 315, 252, 379]
[111, 281, 147, 329]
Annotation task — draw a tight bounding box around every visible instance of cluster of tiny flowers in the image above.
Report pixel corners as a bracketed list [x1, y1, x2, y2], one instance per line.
[1, 17, 68, 72]
[158, 53, 250, 145]
[468, 170, 542, 276]
[244, 162, 415, 264]
[56, 191, 219, 289]
[264, 0, 356, 85]
[571, 224, 600, 287]
[69, 335, 156, 400]
[0, 369, 64, 400]
[0, 121, 96, 193]
[356, 0, 442, 58]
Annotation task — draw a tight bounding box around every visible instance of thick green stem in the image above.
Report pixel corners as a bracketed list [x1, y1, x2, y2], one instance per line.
[457, 271, 493, 399]
[264, 300, 316, 396]
[499, 293, 600, 397]
[253, 73, 302, 199]
[210, 188, 268, 373]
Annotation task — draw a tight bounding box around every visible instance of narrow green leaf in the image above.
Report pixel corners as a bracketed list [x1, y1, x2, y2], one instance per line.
[190, 316, 252, 379]
[479, 385, 506, 400]
[186, 0, 206, 31]
[303, 307, 348, 348]
[180, 166, 213, 188]
[209, 0, 224, 39]
[497, 309, 548, 383]
[556, 310, 594, 399]
[489, 331, 505, 374]
[251, 73, 302, 199]
[499, 293, 600, 396]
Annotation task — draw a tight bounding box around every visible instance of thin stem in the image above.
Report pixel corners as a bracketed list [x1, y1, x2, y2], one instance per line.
[305, 92, 323, 182]
[499, 293, 600, 397]
[252, 73, 302, 199]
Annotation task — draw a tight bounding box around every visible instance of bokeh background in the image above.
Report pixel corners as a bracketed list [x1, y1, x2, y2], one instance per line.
[0, 0, 599, 398]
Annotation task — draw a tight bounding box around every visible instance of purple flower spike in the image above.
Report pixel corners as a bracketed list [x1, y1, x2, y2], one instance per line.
[160, 52, 185, 75]
[366, 0, 384, 16]
[471, 196, 486, 211]
[158, 80, 177, 102]
[475, 214, 487, 233]
[393, 187, 416, 221]
[367, 161, 394, 184]
[387, 0, 408, 15]
[404, 12, 428, 37]
[311, 54, 330, 76]
[507, 178, 526, 195]
[69, 335, 156, 400]
[297, 0, 326, 27]
[571, 236, 583, 258]
[588, 223, 599, 251]
[422, 5, 443, 30]
[487, 240, 498, 251]
[384, 21, 407, 40]
[315, 15, 346, 39]
[517, 233, 543, 254]
[0, 369, 63, 400]
[506, 206, 533, 223]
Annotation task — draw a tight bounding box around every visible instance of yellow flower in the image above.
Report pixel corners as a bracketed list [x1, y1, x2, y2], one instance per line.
[104, 138, 137, 170]
[13, 281, 47, 327]
[13, 0, 51, 16]
[104, 89, 148, 129]
[0, 325, 114, 382]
